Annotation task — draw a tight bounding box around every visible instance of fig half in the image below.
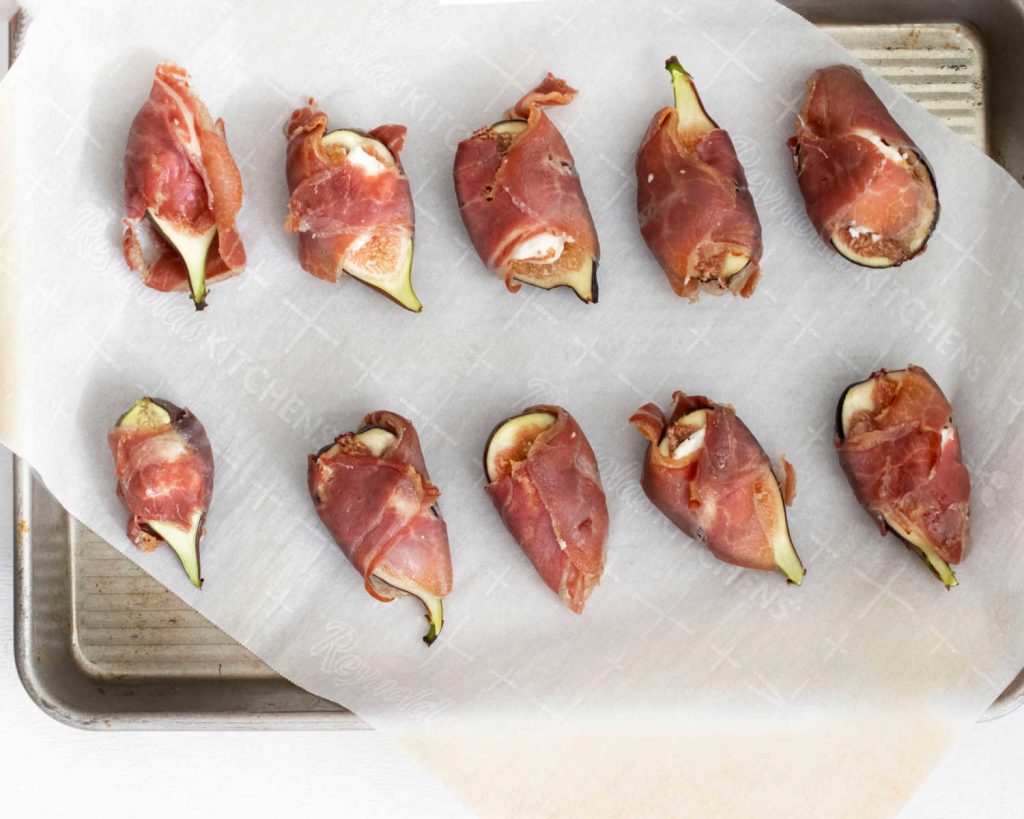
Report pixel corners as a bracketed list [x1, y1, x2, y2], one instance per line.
[482, 405, 608, 613]
[111, 397, 214, 588]
[491, 122, 597, 304]
[835, 367, 970, 587]
[351, 424, 443, 643]
[320, 129, 421, 313]
[631, 394, 804, 585]
[664, 408, 804, 585]
[790, 65, 939, 269]
[308, 414, 452, 644]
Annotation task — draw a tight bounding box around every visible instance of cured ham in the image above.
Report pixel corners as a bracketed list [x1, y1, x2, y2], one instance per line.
[483, 406, 608, 612]
[630, 393, 804, 583]
[285, 102, 420, 312]
[636, 58, 763, 301]
[108, 397, 214, 588]
[308, 412, 452, 644]
[789, 65, 938, 268]
[123, 62, 245, 309]
[453, 74, 600, 303]
[835, 366, 970, 586]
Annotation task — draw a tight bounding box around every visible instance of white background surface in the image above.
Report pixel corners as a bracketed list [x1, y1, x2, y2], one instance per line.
[0, 19, 1021, 819]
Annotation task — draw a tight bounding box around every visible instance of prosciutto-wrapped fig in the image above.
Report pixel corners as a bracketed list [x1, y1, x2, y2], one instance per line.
[123, 63, 246, 309]
[789, 65, 938, 268]
[636, 57, 763, 301]
[108, 397, 215, 588]
[308, 412, 452, 644]
[285, 102, 420, 312]
[483, 406, 608, 612]
[454, 74, 600, 303]
[835, 366, 970, 587]
[630, 393, 804, 584]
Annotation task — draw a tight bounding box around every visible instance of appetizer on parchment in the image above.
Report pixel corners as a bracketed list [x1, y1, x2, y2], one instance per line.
[454, 74, 600, 303]
[285, 102, 420, 312]
[123, 63, 245, 309]
[789, 65, 938, 268]
[835, 366, 970, 587]
[308, 412, 452, 644]
[636, 57, 763, 300]
[483, 406, 608, 612]
[630, 393, 804, 584]
[108, 397, 214, 588]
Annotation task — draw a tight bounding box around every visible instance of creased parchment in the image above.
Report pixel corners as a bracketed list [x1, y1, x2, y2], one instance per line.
[2, 1, 1024, 816]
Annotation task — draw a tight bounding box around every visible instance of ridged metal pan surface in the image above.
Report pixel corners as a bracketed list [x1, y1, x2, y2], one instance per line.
[11, 6, 1024, 728]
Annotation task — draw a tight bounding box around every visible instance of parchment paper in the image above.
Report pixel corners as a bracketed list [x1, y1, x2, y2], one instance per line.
[3, 0, 1024, 815]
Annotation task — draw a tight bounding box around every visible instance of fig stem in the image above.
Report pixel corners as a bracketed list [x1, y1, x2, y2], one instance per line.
[665, 55, 717, 135]
[423, 596, 443, 646]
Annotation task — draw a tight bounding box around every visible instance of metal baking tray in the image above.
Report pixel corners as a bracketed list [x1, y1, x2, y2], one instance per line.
[11, 3, 1024, 729]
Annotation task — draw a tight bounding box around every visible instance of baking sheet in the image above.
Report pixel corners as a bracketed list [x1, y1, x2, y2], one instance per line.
[3, 0, 1024, 811]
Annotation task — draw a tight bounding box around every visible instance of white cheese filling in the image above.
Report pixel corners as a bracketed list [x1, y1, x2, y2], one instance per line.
[347, 233, 371, 254]
[347, 146, 386, 176]
[511, 232, 566, 264]
[672, 427, 706, 460]
[847, 224, 882, 243]
[853, 129, 908, 165]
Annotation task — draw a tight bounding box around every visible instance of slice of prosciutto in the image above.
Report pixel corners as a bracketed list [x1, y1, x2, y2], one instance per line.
[636, 58, 763, 301]
[108, 397, 214, 588]
[308, 411, 452, 644]
[789, 65, 938, 268]
[483, 406, 608, 613]
[835, 366, 970, 587]
[453, 74, 600, 303]
[285, 102, 420, 312]
[630, 393, 804, 584]
[123, 62, 245, 309]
